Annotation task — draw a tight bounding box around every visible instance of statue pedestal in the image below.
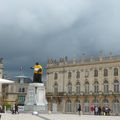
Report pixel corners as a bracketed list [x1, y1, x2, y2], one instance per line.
[24, 83, 48, 113]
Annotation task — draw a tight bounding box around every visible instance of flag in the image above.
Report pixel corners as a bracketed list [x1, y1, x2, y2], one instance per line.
[20, 66, 23, 71]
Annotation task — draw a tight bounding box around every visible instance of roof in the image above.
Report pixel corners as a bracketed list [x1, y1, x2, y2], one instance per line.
[15, 75, 29, 78]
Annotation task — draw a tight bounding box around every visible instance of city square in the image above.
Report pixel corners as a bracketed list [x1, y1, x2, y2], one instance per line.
[0, 113, 120, 120]
[1, 0, 120, 119]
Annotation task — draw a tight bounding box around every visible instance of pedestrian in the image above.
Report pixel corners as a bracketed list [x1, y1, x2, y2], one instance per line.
[98, 106, 101, 115]
[15, 104, 19, 114]
[105, 106, 109, 115]
[102, 106, 105, 115]
[77, 104, 81, 115]
[11, 104, 15, 114]
[90, 105, 94, 115]
[108, 107, 111, 115]
[94, 106, 98, 115]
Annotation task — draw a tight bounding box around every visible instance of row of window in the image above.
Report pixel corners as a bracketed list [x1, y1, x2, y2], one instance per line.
[18, 87, 25, 93]
[53, 80, 119, 94]
[18, 96, 25, 104]
[54, 68, 119, 80]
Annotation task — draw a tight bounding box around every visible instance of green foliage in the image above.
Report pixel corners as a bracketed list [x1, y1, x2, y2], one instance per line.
[3, 103, 11, 110]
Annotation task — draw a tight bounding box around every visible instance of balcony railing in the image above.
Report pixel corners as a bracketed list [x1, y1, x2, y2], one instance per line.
[46, 91, 120, 96]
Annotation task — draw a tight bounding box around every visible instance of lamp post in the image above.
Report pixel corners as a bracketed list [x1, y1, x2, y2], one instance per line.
[50, 96, 52, 112]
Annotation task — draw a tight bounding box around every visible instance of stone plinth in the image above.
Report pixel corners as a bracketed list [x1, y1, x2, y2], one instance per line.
[24, 83, 48, 112]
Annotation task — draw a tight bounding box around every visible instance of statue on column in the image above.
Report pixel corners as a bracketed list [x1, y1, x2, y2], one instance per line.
[31, 62, 43, 83]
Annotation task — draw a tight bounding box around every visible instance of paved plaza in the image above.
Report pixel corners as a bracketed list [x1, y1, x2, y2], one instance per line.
[0, 113, 120, 120]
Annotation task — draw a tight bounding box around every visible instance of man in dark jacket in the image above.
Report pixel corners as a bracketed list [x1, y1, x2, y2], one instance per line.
[78, 104, 81, 115]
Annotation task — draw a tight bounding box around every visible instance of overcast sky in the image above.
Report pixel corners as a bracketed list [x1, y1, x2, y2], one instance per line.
[0, 0, 120, 79]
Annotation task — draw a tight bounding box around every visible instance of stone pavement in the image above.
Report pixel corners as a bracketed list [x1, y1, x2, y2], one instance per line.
[0, 113, 120, 120]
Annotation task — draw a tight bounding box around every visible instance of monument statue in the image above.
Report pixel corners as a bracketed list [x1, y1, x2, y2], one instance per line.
[31, 62, 43, 83]
[24, 62, 47, 113]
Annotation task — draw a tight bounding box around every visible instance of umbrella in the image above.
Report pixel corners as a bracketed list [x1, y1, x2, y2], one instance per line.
[0, 78, 14, 84]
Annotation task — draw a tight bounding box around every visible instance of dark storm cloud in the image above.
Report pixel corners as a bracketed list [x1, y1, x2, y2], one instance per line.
[0, 0, 120, 78]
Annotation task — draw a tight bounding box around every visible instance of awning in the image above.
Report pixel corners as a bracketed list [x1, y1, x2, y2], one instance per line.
[0, 78, 14, 84]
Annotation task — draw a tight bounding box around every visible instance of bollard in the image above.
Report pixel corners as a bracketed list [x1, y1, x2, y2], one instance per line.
[48, 110, 51, 114]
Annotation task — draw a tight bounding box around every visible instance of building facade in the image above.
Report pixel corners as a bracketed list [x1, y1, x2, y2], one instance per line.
[3, 76, 32, 105]
[0, 58, 4, 105]
[46, 55, 120, 115]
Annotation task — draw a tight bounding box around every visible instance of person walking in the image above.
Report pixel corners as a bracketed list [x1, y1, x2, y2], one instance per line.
[77, 104, 81, 115]
[98, 106, 101, 115]
[11, 104, 15, 114]
[94, 106, 98, 115]
[15, 104, 19, 114]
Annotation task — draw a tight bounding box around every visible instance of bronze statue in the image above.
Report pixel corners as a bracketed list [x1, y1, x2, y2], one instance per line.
[31, 62, 43, 83]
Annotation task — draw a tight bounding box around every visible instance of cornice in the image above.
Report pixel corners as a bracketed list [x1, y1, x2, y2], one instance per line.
[47, 59, 120, 69]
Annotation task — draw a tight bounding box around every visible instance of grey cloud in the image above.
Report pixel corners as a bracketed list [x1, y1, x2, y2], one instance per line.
[0, 0, 120, 78]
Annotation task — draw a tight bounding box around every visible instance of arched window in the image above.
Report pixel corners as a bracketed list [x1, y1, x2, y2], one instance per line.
[114, 68, 118, 76]
[76, 71, 80, 79]
[54, 82, 58, 94]
[114, 80, 119, 93]
[94, 81, 99, 94]
[66, 99, 72, 112]
[84, 99, 89, 112]
[19, 88, 21, 92]
[85, 81, 89, 94]
[93, 99, 99, 106]
[113, 99, 119, 103]
[68, 71, 72, 79]
[112, 99, 120, 114]
[68, 82, 72, 94]
[94, 69, 98, 77]
[102, 99, 109, 106]
[104, 69, 108, 77]
[85, 71, 89, 77]
[54, 73, 58, 80]
[104, 80, 109, 94]
[76, 82, 80, 95]
[22, 88, 25, 92]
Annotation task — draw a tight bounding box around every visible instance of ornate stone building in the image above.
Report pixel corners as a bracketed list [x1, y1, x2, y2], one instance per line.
[3, 76, 32, 105]
[46, 55, 120, 115]
[0, 58, 4, 104]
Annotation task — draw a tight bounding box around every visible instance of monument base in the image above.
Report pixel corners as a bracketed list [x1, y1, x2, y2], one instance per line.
[24, 105, 48, 113]
[24, 83, 48, 113]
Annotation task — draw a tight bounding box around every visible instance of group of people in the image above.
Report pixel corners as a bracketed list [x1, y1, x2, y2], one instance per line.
[11, 104, 19, 114]
[91, 106, 111, 115]
[77, 105, 111, 116]
[102, 106, 111, 115]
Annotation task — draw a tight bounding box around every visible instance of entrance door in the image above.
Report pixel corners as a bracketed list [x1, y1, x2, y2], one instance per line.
[52, 103, 57, 113]
[84, 98, 89, 114]
[84, 102, 89, 113]
[113, 99, 120, 115]
[65, 100, 72, 113]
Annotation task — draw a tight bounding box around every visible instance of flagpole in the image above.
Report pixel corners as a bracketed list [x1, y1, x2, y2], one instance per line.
[20, 66, 23, 76]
